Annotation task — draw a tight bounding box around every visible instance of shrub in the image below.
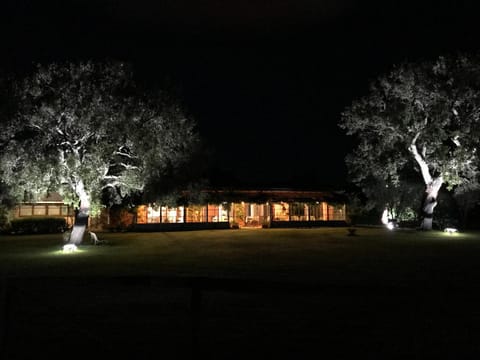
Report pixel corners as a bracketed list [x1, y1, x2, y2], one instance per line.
[0, 205, 11, 233]
[107, 207, 134, 232]
[10, 217, 68, 234]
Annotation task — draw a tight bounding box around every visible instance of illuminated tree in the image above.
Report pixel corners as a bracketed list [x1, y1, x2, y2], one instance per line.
[340, 54, 480, 230]
[0, 61, 200, 243]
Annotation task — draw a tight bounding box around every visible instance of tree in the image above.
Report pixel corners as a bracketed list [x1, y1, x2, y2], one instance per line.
[339, 54, 480, 230]
[0, 60, 200, 243]
[359, 175, 423, 225]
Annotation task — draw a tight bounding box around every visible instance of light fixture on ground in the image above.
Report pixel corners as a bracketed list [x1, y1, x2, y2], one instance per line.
[443, 227, 458, 234]
[62, 244, 78, 253]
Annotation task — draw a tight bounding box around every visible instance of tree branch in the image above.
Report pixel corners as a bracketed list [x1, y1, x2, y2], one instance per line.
[408, 133, 432, 185]
[113, 151, 137, 159]
[117, 163, 140, 171]
[101, 183, 120, 190]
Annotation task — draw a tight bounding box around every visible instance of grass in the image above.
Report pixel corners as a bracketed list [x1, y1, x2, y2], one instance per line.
[2, 227, 480, 359]
[1, 227, 479, 285]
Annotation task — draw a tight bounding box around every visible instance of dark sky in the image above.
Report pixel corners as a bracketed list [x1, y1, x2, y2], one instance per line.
[2, 0, 480, 190]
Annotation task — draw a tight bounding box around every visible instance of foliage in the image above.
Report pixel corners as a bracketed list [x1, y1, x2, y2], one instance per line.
[0, 60, 201, 210]
[452, 183, 480, 229]
[9, 217, 67, 234]
[339, 53, 480, 226]
[0, 206, 10, 233]
[432, 189, 460, 229]
[181, 180, 211, 205]
[343, 188, 382, 225]
[363, 177, 423, 221]
[0, 181, 16, 231]
[107, 206, 135, 232]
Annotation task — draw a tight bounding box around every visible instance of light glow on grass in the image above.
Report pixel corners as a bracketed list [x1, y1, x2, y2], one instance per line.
[62, 244, 78, 253]
[444, 227, 458, 234]
[47, 247, 88, 257]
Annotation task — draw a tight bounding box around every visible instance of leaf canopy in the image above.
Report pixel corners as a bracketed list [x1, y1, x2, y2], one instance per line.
[340, 53, 480, 194]
[0, 60, 200, 208]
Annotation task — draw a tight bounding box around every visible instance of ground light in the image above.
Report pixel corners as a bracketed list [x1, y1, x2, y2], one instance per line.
[444, 227, 458, 234]
[47, 246, 87, 257]
[62, 244, 78, 253]
[386, 221, 398, 230]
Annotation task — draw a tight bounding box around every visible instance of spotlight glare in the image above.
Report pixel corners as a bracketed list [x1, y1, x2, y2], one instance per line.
[63, 244, 78, 253]
[444, 227, 458, 234]
[386, 222, 395, 230]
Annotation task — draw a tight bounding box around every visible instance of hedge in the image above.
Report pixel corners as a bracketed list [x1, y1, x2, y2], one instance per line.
[9, 217, 68, 234]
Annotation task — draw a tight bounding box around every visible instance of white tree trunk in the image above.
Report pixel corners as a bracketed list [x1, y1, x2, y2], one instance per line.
[409, 134, 443, 230]
[68, 179, 91, 245]
[420, 177, 443, 230]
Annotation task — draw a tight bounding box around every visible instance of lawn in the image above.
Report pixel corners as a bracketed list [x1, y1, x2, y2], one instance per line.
[1, 227, 480, 359]
[1, 227, 480, 285]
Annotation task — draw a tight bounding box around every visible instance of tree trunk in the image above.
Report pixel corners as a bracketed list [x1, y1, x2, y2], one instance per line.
[409, 135, 444, 231]
[420, 177, 443, 230]
[68, 180, 91, 245]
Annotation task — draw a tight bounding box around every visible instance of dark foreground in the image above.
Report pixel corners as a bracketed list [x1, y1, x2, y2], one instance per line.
[2, 275, 480, 360]
[1, 228, 480, 359]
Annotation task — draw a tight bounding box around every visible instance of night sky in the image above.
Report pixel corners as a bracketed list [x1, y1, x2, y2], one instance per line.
[2, 0, 480, 190]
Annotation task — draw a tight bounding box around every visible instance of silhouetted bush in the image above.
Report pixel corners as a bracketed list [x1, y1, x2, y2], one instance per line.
[10, 217, 67, 234]
[107, 207, 135, 232]
[0, 206, 11, 233]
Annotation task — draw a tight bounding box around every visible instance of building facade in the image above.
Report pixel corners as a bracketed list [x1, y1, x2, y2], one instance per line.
[10, 189, 348, 231]
[134, 189, 347, 231]
[10, 192, 76, 228]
